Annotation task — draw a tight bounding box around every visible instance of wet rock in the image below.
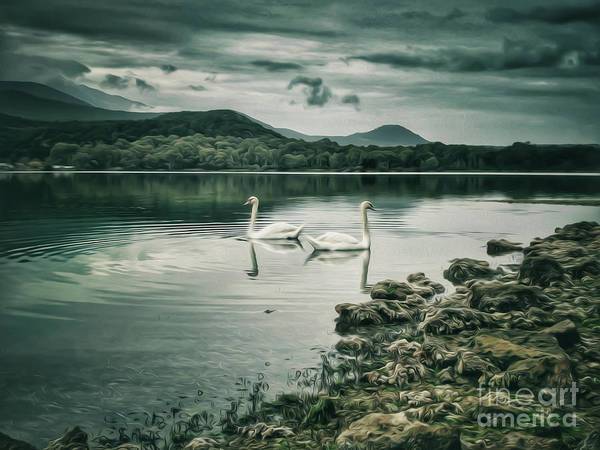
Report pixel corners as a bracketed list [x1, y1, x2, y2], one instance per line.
[577, 431, 600, 450]
[418, 306, 508, 335]
[335, 295, 425, 330]
[519, 255, 566, 287]
[236, 422, 294, 440]
[371, 274, 443, 300]
[370, 279, 416, 300]
[552, 221, 600, 242]
[486, 239, 523, 255]
[183, 437, 220, 450]
[468, 280, 551, 312]
[567, 257, 600, 279]
[44, 428, 88, 450]
[461, 430, 567, 450]
[336, 410, 459, 449]
[407, 272, 445, 296]
[542, 319, 579, 348]
[474, 330, 572, 388]
[365, 356, 426, 386]
[335, 336, 372, 354]
[444, 258, 500, 285]
[0, 433, 37, 450]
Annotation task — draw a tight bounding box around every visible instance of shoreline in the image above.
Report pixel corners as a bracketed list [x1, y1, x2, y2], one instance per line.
[2, 222, 600, 449]
[2, 170, 600, 177]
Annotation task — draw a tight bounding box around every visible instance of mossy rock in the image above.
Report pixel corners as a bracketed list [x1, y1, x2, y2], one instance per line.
[487, 239, 523, 256]
[519, 256, 566, 287]
[444, 258, 500, 285]
[336, 411, 460, 449]
[44, 428, 88, 450]
[468, 280, 550, 313]
[461, 430, 568, 450]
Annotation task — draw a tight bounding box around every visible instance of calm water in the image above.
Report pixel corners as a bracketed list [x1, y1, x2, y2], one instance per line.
[1, 173, 599, 445]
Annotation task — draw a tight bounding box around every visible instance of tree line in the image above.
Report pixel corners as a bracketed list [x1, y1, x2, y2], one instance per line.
[0, 111, 598, 172]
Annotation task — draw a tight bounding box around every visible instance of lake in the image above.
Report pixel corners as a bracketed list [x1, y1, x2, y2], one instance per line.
[1, 172, 599, 445]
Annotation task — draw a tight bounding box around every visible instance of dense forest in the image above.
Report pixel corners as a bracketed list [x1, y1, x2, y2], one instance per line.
[1, 111, 599, 172]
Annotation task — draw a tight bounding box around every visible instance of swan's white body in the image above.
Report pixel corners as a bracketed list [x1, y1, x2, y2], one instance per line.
[245, 196, 304, 240]
[306, 201, 374, 251]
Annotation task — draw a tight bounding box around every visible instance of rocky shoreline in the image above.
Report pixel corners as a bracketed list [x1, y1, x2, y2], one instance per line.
[3, 221, 600, 449]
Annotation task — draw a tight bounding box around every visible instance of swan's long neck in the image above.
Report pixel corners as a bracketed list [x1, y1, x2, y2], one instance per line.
[249, 201, 259, 233]
[361, 206, 371, 247]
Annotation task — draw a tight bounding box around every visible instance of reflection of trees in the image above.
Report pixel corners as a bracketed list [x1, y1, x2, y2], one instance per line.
[2, 173, 599, 223]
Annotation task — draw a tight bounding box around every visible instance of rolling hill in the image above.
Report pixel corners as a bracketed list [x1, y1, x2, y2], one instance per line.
[48, 78, 150, 111]
[0, 82, 157, 121]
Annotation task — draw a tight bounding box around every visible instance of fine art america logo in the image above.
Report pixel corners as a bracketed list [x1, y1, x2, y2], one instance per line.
[477, 383, 579, 428]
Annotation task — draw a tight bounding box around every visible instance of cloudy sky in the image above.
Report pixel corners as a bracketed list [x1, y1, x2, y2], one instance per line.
[1, 0, 599, 144]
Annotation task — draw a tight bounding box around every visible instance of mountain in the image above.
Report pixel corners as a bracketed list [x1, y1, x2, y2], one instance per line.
[0, 81, 89, 106]
[48, 77, 149, 111]
[0, 82, 158, 121]
[335, 125, 429, 146]
[252, 118, 429, 146]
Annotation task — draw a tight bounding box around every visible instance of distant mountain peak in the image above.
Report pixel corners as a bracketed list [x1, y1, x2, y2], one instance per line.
[255, 120, 429, 147]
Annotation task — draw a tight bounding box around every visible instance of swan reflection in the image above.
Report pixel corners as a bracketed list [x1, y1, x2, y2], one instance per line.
[245, 239, 304, 278]
[305, 249, 372, 292]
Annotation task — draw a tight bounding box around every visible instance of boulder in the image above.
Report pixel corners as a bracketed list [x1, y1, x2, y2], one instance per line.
[370, 279, 416, 300]
[577, 431, 600, 450]
[541, 319, 579, 348]
[335, 295, 425, 330]
[567, 257, 600, 279]
[468, 280, 550, 313]
[486, 239, 523, 255]
[406, 272, 445, 296]
[418, 306, 507, 335]
[461, 430, 567, 450]
[474, 330, 572, 388]
[183, 437, 220, 450]
[336, 411, 459, 449]
[519, 255, 566, 287]
[552, 221, 600, 243]
[444, 258, 500, 285]
[236, 423, 294, 440]
[44, 428, 88, 450]
[335, 336, 373, 354]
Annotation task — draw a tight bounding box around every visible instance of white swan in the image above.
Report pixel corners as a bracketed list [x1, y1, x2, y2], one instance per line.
[306, 201, 375, 251]
[244, 196, 304, 240]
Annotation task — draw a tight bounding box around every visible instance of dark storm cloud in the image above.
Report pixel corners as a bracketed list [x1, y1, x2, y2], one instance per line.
[399, 8, 466, 22]
[341, 94, 360, 109]
[160, 64, 178, 74]
[135, 78, 156, 92]
[351, 38, 600, 73]
[0, 47, 90, 81]
[0, 0, 341, 49]
[486, 3, 600, 25]
[251, 60, 303, 72]
[288, 76, 332, 107]
[0, 0, 599, 143]
[100, 74, 129, 89]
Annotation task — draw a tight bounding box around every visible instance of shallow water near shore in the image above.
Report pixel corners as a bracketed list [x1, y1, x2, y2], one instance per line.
[0, 173, 599, 445]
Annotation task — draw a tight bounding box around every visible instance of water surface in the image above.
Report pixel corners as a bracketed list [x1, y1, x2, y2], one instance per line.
[1, 173, 599, 445]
